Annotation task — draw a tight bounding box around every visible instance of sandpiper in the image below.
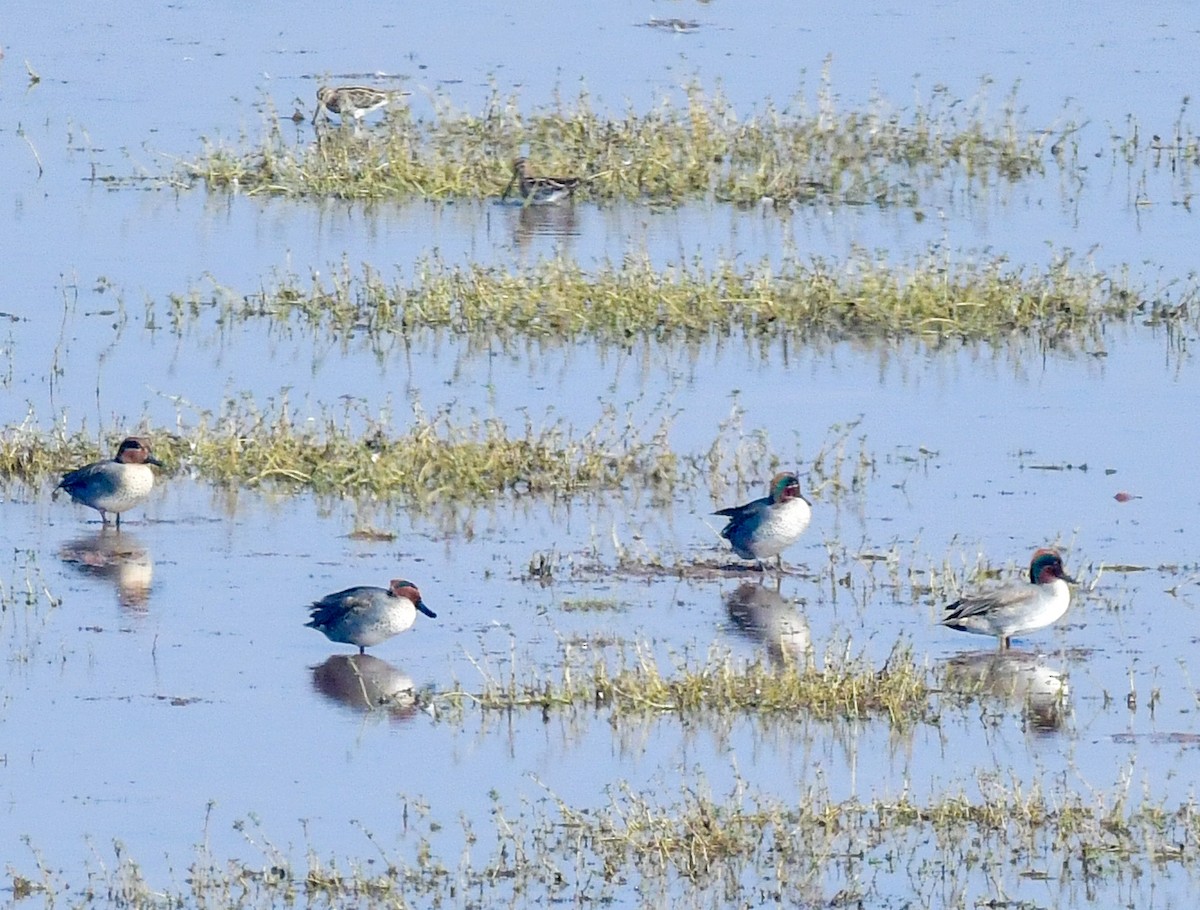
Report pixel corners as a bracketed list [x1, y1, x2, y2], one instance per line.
[501, 157, 583, 205]
[312, 85, 406, 125]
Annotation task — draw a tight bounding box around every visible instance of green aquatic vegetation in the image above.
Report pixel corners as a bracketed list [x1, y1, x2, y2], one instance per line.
[183, 78, 1050, 204]
[16, 773, 1200, 907]
[0, 401, 677, 503]
[0, 396, 865, 510]
[184, 249, 1154, 345]
[0, 429, 111, 482]
[559, 597, 624, 612]
[440, 640, 931, 723]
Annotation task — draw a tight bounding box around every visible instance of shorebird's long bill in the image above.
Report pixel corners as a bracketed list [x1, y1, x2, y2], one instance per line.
[500, 173, 517, 201]
[311, 103, 324, 125]
[416, 600, 437, 619]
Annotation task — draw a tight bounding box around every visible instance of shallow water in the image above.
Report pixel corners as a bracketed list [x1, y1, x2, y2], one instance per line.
[3, 1, 1200, 907]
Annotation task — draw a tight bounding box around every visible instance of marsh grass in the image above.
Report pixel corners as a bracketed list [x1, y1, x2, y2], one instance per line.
[559, 597, 624, 613]
[441, 640, 931, 723]
[20, 772, 1200, 908]
[178, 250, 1161, 347]
[1, 392, 866, 510]
[183, 78, 1050, 205]
[0, 549, 62, 664]
[0, 400, 678, 503]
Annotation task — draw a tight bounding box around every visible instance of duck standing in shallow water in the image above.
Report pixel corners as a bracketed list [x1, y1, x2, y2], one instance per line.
[54, 436, 163, 528]
[501, 157, 582, 205]
[306, 579, 436, 653]
[940, 549, 1076, 649]
[715, 472, 812, 570]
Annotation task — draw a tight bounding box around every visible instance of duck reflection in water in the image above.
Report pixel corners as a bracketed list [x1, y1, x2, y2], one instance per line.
[311, 654, 419, 719]
[725, 581, 812, 667]
[943, 649, 1070, 733]
[59, 529, 154, 610]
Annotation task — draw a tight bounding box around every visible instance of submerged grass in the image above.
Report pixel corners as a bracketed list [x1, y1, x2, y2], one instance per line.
[177, 249, 1168, 345]
[182, 78, 1050, 205]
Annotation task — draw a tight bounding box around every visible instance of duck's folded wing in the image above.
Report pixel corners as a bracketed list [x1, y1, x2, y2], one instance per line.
[714, 495, 769, 520]
[58, 463, 116, 496]
[943, 585, 1033, 622]
[308, 587, 374, 622]
[713, 496, 768, 537]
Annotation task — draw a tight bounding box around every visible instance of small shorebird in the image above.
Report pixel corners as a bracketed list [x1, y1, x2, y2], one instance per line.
[306, 579, 436, 653]
[940, 549, 1076, 649]
[312, 85, 407, 124]
[54, 437, 164, 528]
[501, 157, 583, 205]
[715, 472, 812, 570]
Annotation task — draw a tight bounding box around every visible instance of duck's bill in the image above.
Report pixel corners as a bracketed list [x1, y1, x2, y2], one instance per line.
[417, 600, 437, 619]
